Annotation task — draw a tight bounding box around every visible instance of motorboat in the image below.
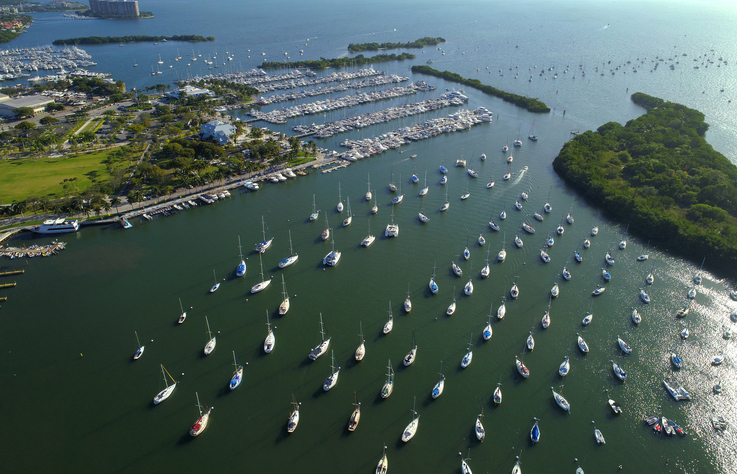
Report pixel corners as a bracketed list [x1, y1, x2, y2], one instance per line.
[577, 333, 589, 353]
[515, 356, 530, 378]
[612, 361, 627, 381]
[608, 399, 623, 414]
[617, 336, 632, 354]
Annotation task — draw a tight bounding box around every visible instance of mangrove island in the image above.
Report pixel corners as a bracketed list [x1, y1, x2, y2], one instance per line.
[52, 35, 214, 46]
[348, 37, 446, 53]
[262, 52, 415, 70]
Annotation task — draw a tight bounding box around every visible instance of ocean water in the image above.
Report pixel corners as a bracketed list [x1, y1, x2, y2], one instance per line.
[2, 1, 737, 473]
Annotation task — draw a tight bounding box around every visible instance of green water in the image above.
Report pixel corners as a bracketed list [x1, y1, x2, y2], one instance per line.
[2, 115, 734, 473]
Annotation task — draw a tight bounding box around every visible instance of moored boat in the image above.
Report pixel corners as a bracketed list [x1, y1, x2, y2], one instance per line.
[153, 364, 177, 405]
[516, 356, 530, 378]
[552, 387, 570, 412]
[381, 359, 394, 398]
[189, 392, 212, 437]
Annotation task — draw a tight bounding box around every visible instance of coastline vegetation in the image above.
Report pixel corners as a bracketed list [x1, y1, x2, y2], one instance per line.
[0, 14, 33, 43]
[552, 93, 737, 273]
[410, 65, 550, 113]
[52, 35, 213, 46]
[348, 37, 445, 53]
[262, 52, 415, 70]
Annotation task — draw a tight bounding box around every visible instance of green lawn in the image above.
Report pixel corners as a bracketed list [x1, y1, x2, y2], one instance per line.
[0, 151, 113, 203]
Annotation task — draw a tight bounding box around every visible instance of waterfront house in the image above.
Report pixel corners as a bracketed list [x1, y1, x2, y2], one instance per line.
[200, 120, 236, 145]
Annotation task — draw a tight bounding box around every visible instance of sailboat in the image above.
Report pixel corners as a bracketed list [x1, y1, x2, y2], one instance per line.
[157, 54, 163, 65]
[133, 331, 145, 360]
[153, 364, 177, 404]
[475, 410, 486, 441]
[251, 253, 272, 293]
[323, 230, 341, 266]
[513, 126, 523, 147]
[178, 298, 187, 324]
[385, 205, 399, 237]
[383, 301, 394, 334]
[528, 121, 538, 141]
[308, 313, 331, 360]
[404, 283, 412, 313]
[447, 287, 457, 315]
[264, 311, 275, 353]
[462, 450, 473, 474]
[361, 219, 376, 247]
[278, 230, 298, 268]
[510, 276, 520, 299]
[336, 182, 344, 212]
[203, 315, 216, 355]
[323, 350, 341, 391]
[309, 194, 320, 221]
[189, 392, 212, 437]
[483, 304, 493, 340]
[419, 170, 429, 196]
[530, 417, 541, 444]
[380, 359, 394, 398]
[388, 167, 397, 192]
[348, 392, 361, 432]
[498, 232, 507, 262]
[209, 269, 220, 293]
[515, 355, 530, 378]
[321, 213, 330, 241]
[559, 351, 570, 376]
[342, 196, 353, 226]
[255, 216, 274, 253]
[694, 257, 705, 284]
[493, 378, 502, 405]
[355, 322, 366, 361]
[392, 176, 404, 204]
[236, 236, 246, 277]
[376, 446, 388, 473]
[365, 174, 372, 201]
[401, 396, 419, 442]
[403, 331, 417, 366]
[132, 57, 138, 67]
[481, 244, 491, 277]
[431, 361, 445, 398]
[229, 351, 244, 390]
[440, 184, 450, 211]
[429, 261, 439, 294]
[278, 275, 290, 315]
[287, 394, 300, 433]
[552, 386, 571, 412]
[497, 298, 506, 320]
[461, 334, 473, 368]
[542, 300, 551, 328]
[371, 190, 378, 214]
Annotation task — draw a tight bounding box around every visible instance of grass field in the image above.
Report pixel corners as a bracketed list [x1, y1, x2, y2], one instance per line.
[0, 151, 113, 203]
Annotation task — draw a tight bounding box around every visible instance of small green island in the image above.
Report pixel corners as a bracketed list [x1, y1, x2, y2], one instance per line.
[262, 52, 415, 70]
[410, 65, 550, 113]
[52, 35, 214, 46]
[553, 93, 737, 273]
[348, 37, 445, 53]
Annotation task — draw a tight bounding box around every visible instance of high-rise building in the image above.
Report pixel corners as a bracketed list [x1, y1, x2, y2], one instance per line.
[88, 0, 140, 17]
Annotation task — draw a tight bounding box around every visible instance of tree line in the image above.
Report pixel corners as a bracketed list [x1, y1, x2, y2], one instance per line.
[552, 92, 737, 274]
[410, 65, 550, 113]
[262, 53, 415, 70]
[348, 37, 446, 53]
[52, 35, 214, 46]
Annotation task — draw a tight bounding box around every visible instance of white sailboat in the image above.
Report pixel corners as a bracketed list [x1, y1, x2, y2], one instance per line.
[278, 230, 298, 268]
[309, 194, 320, 221]
[497, 298, 506, 320]
[348, 392, 361, 432]
[278, 275, 290, 315]
[419, 170, 429, 196]
[308, 313, 331, 360]
[404, 283, 412, 313]
[264, 311, 275, 353]
[229, 351, 244, 390]
[429, 261, 439, 294]
[133, 331, 145, 360]
[381, 359, 394, 398]
[402, 397, 419, 442]
[323, 231, 341, 266]
[323, 350, 341, 391]
[287, 394, 300, 433]
[461, 334, 473, 368]
[376, 446, 388, 473]
[342, 196, 353, 227]
[361, 219, 376, 247]
[236, 235, 246, 277]
[209, 269, 220, 293]
[365, 174, 372, 201]
[475, 410, 486, 441]
[447, 287, 457, 315]
[355, 322, 366, 361]
[440, 184, 450, 211]
[481, 244, 491, 277]
[483, 304, 493, 340]
[203, 315, 216, 355]
[189, 392, 212, 437]
[431, 361, 445, 398]
[403, 331, 417, 366]
[336, 182, 344, 212]
[251, 253, 272, 293]
[383, 301, 394, 334]
[177, 298, 187, 324]
[153, 364, 177, 404]
[371, 190, 378, 214]
[255, 215, 274, 253]
[498, 232, 507, 262]
[392, 176, 404, 204]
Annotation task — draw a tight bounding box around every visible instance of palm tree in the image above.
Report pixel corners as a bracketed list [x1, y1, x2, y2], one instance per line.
[110, 196, 121, 214]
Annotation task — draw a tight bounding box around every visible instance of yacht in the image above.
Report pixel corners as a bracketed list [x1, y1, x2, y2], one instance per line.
[481, 244, 491, 277]
[404, 284, 412, 313]
[468, 168, 478, 178]
[464, 277, 474, 296]
[452, 260, 463, 277]
[540, 248, 551, 263]
[493, 381, 502, 405]
[189, 393, 212, 437]
[534, 212, 544, 222]
[391, 178, 404, 204]
[203, 316, 216, 356]
[583, 239, 591, 248]
[500, 210, 507, 220]
[348, 394, 361, 432]
[514, 234, 523, 248]
[522, 222, 535, 234]
[591, 226, 599, 236]
[475, 411, 486, 441]
[530, 418, 540, 444]
[489, 219, 500, 231]
[562, 266, 571, 280]
[32, 218, 79, 234]
[612, 361, 627, 381]
[440, 185, 450, 211]
[446, 288, 457, 315]
[605, 252, 615, 265]
[526, 331, 535, 351]
[551, 283, 560, 298]
[376, 446, 388, 473]
[592, 286, 605, 296]
[153, 364, 177, 405]
[510, 278, 519, 299]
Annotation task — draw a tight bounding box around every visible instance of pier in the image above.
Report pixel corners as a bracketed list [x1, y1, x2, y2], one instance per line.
[0, 269, 24, 277]
[255, 74, 409, 106]
[0, 282, 16, 289]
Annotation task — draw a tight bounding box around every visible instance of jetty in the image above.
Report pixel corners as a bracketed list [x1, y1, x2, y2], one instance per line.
[256, 74, 410, 106]
[0, 282, 16, 289]
[0, 269, 24, 277]
[0, 241, 67, 259]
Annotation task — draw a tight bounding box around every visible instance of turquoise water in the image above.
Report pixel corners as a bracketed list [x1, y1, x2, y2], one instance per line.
[2, 1, 737, 473]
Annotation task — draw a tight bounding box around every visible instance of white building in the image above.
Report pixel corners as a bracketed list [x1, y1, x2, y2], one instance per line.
[0, 95, 55, 117]
[165, 85, 215, 100]
[200, 120, 236, 145]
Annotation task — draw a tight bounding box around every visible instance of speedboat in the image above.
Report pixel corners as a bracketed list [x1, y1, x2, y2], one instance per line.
[592, 286, 605, 296]
[612, 361, 627, 381]
[617, 336, 632, 354]
[632, 309, 642, 325]
[515, 356, 530, 378]
[608, 399, 623, 414]
[552, 387, 570, 412]
[640, 288, 650, 303]
[577, 333, 589, 353]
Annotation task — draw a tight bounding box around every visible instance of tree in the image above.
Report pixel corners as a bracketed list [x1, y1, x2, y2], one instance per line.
[40, 116, 60, 126]
[109, 196, 121, 214]
[14, 107, 35, 119]
[15, 121, 35, 131]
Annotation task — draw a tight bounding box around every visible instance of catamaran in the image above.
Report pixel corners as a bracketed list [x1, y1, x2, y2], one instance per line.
[278, 230, 298, 268]
[255, 215, 274, 253]
[287, 395, 300, 433]
[336, 182, 344, 212]
[153, 364, 177, 405]
[309, 194, 320, 221]
[381, 359, 394, 398]
[403, 331, 417, 366]
[236, 235, 246, 277]
[402, 397, 419, 442]
[133, 331, 145, 360]
[278, 275, 290, 315]
[251, 253, 272, 293]
[229, 351, 244, 390]
[264, 311, 275, 353]
[355, 322, 366, 361]
[308, 313, 331, 360]
[323, 350, 341, 391]
[189, 392, 212, 437]
[203, 315, 216, 355]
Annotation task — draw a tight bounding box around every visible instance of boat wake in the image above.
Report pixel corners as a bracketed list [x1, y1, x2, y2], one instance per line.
[513, 170, 525, 185]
